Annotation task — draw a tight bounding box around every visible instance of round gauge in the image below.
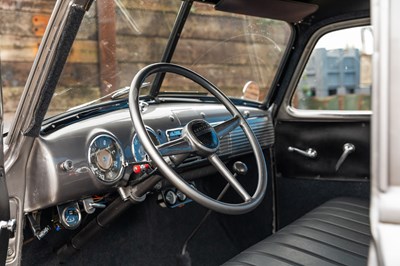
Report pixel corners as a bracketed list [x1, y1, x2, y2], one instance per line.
[61, 205, 81, 229]
[132, 127, 160, 162]
[88, 134, 125, 183]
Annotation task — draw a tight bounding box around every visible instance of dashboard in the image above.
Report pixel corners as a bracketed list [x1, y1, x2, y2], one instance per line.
[24, 101, 274, 213]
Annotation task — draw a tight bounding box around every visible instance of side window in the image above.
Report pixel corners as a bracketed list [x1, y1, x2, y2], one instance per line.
[292, 26, 373, 111]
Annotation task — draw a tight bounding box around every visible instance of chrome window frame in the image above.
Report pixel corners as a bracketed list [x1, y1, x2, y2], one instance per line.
[279, 18, 372, 121]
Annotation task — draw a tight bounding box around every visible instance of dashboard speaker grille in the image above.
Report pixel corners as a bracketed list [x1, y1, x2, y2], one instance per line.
[167, 116, 274, 164]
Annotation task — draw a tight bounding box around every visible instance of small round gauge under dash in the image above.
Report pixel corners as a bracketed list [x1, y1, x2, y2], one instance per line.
[61, 205, 81, 229]
[88, 134, 125, 183]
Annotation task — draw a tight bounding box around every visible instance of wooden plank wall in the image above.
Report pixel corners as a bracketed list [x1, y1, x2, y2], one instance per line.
[1, 0, 290, 117]
[1, 1, 54, 115]
[1, 0, 100, 115]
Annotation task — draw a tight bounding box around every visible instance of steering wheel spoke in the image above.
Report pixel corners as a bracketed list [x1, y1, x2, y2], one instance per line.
[208, 154, 251, 202]
[214, 115, 240, 139]
[157, 137, 194, 156]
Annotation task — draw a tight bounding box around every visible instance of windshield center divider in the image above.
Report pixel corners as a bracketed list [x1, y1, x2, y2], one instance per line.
[149, 0, 194, 97]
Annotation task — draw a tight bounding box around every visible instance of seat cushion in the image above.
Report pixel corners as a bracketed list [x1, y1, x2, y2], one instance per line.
[222, 197, 370, 266]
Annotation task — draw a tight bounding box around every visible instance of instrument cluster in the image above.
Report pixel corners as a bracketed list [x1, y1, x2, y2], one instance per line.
[88, 128, 161, 183]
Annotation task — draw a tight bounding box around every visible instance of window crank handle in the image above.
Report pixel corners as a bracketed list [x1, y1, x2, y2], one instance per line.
[288, 146, 317, 159]
[335, 143, 355, 171]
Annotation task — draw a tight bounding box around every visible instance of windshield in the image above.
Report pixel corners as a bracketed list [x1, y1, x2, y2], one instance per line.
[168, 4, 291, 101]
[1, 0, 292, 128]
[46, 0, 182, 118]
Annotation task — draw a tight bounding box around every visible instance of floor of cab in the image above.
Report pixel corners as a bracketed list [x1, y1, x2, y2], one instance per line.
[21, 173, 273, 266]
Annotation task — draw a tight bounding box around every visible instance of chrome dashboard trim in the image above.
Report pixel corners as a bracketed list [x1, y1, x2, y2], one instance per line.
[286, 106, 372, 120]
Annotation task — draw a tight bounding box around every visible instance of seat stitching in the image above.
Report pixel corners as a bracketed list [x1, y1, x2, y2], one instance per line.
[301, 218, 371, 236]
[277, 231, 368, 259]
[308, 211, 370, 226]
[226, 259, 257, 266]
[287, 224, 369, 247]
[270, 242, 346, 266]
[242, 250, 302, 266]
[325, 201, 369, 212]
[330, 200, 369, 210]
[316, 206, 369, 218]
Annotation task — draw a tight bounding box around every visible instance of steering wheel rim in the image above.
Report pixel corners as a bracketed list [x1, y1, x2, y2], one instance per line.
[129, 63, 267, 215]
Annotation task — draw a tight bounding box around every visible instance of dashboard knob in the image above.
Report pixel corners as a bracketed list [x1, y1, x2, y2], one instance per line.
[61, 160, 73, 171]
[233, 161, 248, 176]
[133, 165, 141, 174]
[165, 190, 177, 205]
[176, 190, 187, 201]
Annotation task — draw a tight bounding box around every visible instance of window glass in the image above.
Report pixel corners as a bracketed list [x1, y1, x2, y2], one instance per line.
[45, 0, 290, 119]
[292, 26, 373, 111]
[47, 0, 181, 118]
[46, 0, 291, 120]
[0, 1, 56, 132]
[170, 2, 291, 102]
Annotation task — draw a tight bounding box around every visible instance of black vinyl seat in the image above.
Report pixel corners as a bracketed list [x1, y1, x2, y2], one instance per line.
[222, 197, 370, 266]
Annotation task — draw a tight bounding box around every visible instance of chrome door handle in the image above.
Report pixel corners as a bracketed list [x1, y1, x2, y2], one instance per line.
[335, 143, 355, 171]
[288, 146, 317, 159]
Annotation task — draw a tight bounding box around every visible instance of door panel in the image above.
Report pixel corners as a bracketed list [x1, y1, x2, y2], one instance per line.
[274, 120, 370, 229]
[271, 19, 373, 231]
[275, 121, 370, 179]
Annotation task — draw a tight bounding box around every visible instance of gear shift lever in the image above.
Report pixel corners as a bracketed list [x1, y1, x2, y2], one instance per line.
[177, 161, 248, 266]
[233, 161, 248, 176]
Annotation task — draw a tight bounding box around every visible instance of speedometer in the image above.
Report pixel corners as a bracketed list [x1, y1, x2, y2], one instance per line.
[132, 127, 160, 162]
[88, 134, 125, 183]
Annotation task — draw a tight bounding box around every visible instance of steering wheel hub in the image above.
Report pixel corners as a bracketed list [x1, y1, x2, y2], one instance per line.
[183, 120, 219, 155]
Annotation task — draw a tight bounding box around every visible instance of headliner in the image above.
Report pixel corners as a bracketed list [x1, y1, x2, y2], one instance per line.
[197, 0, 370, 23]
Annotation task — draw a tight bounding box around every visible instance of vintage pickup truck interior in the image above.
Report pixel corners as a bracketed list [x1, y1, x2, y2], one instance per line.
[1, 0, 398, 265]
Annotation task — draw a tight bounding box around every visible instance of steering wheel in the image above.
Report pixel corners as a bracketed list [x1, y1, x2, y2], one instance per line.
[128, 63, 267, 215]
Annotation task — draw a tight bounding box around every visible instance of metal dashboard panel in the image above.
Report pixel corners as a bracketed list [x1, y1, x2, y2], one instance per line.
[24, 103, 274, 212]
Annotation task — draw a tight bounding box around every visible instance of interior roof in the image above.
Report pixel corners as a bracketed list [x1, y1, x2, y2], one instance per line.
[199, 0, 370, 23]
